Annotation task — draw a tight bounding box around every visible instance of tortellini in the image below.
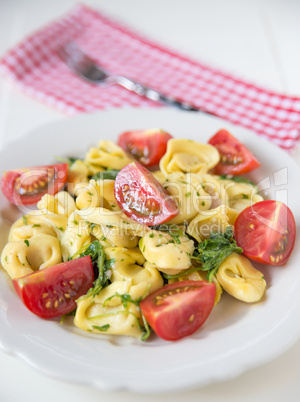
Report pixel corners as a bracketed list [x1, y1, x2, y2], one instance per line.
[220, 178, 264, 213]
[1, 234, 62, 279]
[74, 247, 163, 338]
[67, 159, 89, 196]
[84, 140, 133, 174]
[139, 229, 195, 275]
[216, 252, 266, 303]
[186, 205, 238, 242]
[163, 173, 212, 225]
[60, 211, 91, 261]
[78, 207, 146, 247]
[160, 139, 220, 176]
[76, 179, 120, 212]
[8, 211, 57, 242]
[37, 191, 76, 237]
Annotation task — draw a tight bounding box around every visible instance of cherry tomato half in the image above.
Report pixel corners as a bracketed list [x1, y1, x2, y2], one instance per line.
[117, 129, 173, 167]
[1, 163, 68, 206]
[140, 280, 215, 341]
[12, 256, 94, 318]
[208, 129, 261, 175]
[114, 162, 178, 226]
[234, 200, 296, 265]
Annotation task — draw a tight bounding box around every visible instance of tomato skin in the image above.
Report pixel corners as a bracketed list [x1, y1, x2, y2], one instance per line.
[1, 163, 68, 206]
[234, 200, 296, 265]
[114, 162, 178, 226]
[208, 129, 261, 175]
[117, 129, 172, 167]
[12, 256, 94, 318]
[140, 280, 215, 341]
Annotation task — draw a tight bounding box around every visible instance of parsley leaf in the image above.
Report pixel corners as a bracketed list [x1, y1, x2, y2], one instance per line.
[193, 227, 243, 281]
[92, 169, 120, 181]
[71, 241, 111, 298]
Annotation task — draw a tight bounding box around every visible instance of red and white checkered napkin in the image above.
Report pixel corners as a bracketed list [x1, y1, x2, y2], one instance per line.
[0, 4, 299, 151]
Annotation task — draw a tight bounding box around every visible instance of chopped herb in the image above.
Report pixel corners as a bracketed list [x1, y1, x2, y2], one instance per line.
[149, 233, 155, 238]
[57, 227, 64, 232]
[32, 224, 41, 228]
[22, 215, 28, 225]
[185, 192, 191, 198]
[92, 170, 120, 181]
[26, 256, 31, 266]
[87, 191, 94, 196]
[201, 201, 205, 206]
[4, 256, 8, 263]
[196, 192, 200, 196]
[92, 324, 110, 332]
[156, 244, 163, 247]
[72, 241, 111, 298]
[56, 155, 79, 167]
[192, 227, 243, 282]
[24, 239, 29, 247]
[106, 225, 114, 228]
[219, 174, 257, 188]
[242, 194, 249, 199]
[71, 220, 78, 225]
[100, 236, 106, 241]
[77, 234, 82, 237]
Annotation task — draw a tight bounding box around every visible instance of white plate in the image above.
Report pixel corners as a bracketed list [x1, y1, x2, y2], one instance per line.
[0, 108, 299, 393]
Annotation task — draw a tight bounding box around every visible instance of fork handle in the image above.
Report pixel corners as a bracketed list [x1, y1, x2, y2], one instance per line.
[110, 76, 201, 112]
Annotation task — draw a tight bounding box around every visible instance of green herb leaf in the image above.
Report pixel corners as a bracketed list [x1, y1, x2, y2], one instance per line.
[72, 241, 111, 298]
[92, 170, 120, 181]
[56, 156, 79, 167]
[92, 324, 110, 332]
[192, 227, 243, 281]
[219, 174, 257, 188]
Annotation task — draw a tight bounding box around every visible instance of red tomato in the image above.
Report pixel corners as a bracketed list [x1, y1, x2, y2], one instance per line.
[1, 163, 68, 206]
[117, 129, 172, 167]
[140, 280, 215, 341]
[234, 200, 296, 265]
[12, 256, 94, 318]
[208, 129, 261, 175]
[114, 162, 178, 226]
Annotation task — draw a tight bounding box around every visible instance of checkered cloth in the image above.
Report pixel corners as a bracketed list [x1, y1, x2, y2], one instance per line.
[0, 4, 299, 150]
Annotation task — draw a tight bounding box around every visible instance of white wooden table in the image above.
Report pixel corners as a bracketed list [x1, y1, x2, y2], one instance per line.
[0, 1, 299, 400]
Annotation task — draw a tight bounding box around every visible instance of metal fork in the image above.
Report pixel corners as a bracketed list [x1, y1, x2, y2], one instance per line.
[58, 42, 201, 112]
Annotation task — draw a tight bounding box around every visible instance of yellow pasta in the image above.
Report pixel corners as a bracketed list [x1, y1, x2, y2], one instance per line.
[1, 234, 62, 279]
[160, 138, 220, 176]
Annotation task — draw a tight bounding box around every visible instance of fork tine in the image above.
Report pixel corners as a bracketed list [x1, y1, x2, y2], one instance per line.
[58, 42, 108, 82]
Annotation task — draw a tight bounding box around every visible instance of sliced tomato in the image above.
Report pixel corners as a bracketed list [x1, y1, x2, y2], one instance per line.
[1, 163, 68, 206]
[208, 129, 261, 175]
[117, 129, 172, 167]
[114, 162, 178, 226]
[140, 280, 215, 341]
[12, 256, 94, 318]
[234, 200, 296, 265]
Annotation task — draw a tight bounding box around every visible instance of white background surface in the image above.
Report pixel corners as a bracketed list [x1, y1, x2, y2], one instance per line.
[0, 0, 299, 401]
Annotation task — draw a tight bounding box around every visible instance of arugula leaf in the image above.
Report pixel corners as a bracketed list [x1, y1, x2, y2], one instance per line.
[92, 169, 120, 181]
[219, 174, 257, 188]
[71, 241, 111, 298]
[56, 156, 79, 167]
[193, 227, 243, 281]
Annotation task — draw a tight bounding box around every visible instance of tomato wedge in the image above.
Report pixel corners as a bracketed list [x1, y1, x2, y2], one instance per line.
[117, 129, 172, 167]
[12, 256, 94, 318]
[1, 163, 68, 206]
[208, 129, 261, 175]
[234, 200, 296, 265]
[140, 280, 215, 341]
[114, 162, 178, 226]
